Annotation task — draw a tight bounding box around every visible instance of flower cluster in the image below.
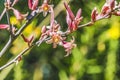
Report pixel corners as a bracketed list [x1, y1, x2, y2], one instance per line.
[0, 0, 120, 58]
[37, 2, 77, 56]
[0, 0, 120, 70]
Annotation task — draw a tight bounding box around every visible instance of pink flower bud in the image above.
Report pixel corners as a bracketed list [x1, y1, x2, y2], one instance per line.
[28, 0, 39, 10]
[0, 24, 9, 30]
[28, 0, 32, 10]
[76, 9, 82, 19]
[12, 8, 28, 21]
[41, 25, 46, 33]
[64, 2, 75, 20]
[66, 11, 72, 28]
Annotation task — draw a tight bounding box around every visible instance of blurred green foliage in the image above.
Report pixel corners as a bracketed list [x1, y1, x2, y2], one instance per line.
[0, 0, 120, 80]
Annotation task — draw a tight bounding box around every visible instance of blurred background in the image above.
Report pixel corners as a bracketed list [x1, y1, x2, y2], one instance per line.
[0, 0, 120, 80]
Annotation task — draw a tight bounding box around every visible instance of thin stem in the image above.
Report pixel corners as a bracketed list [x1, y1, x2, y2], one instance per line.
[0, 35, 45, 70]
[0, 9, 6, 21]
[0, 0, 20, 22]
[5, 7, 14, 36]
[0, 0, 15, 57]
[0, 45, 34, 70]
[0, 37, 12, 57]
[78, 22, 92, 28]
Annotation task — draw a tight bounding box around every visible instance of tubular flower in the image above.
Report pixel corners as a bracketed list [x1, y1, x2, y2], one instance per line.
[0, 24, 9, 30]
[28, 0, 39, 10]
[62, 37, 76, 57]
[64, 2, 83, 32]
[12, 8, 28, 21]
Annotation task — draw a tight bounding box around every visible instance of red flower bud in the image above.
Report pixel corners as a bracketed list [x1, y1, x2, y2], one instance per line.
[21, 34, 34, 47]
[91, 7, 98, 22]
[21, 34, 29, 42]
[101, 5, 110, 15]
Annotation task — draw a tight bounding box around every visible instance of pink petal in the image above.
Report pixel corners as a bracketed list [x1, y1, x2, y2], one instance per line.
[63, 42, 71, 49]
[64, 2, 75, 20]
[0, 24, 9, 29]
[75, 9, 82, 19]
[12, 8, 28, 20]
[32, 0, 39, 10]
[28, 0, 33, 10]
[66, 11, 72, 28]
[71, 21, 77, 31]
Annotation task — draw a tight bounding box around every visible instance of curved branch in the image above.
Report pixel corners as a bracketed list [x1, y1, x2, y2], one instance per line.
[0, 44, 34, 70]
